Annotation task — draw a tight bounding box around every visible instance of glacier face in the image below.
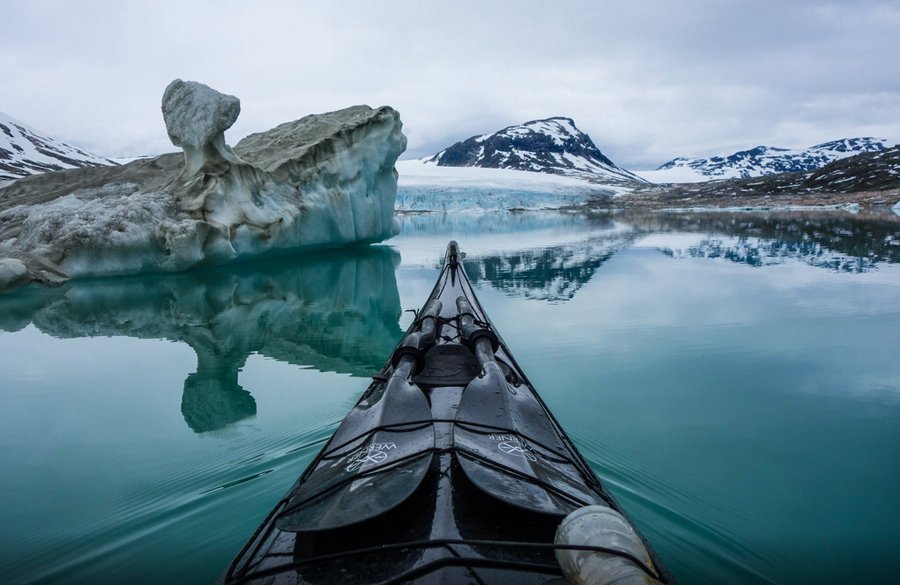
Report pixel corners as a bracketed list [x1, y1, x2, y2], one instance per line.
[0, 87, 406, 292]
[0, 112, 118, 180]
[396, 187, 596, 212]
[395, 159, 624, 212]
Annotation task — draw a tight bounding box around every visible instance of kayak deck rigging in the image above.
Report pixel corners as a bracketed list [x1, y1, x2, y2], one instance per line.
[219, 241, 674, 585]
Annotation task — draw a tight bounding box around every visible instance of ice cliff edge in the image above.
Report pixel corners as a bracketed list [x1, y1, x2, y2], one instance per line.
[0, 80, 407, 292]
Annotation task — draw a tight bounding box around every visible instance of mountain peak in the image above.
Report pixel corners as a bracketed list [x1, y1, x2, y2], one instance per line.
[427, 117, 643, 184]
[0, 112, 118, 181]
[656, 137, 888, 180]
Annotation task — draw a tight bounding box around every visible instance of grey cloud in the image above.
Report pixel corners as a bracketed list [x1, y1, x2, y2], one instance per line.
[1, 0, 897, 169]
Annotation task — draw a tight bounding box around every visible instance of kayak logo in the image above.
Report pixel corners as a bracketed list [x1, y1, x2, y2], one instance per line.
[345, 442, 396, 472]
[489, 434, 538, 462]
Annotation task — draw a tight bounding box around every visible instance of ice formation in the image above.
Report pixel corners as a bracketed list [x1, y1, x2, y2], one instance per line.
[161, 79, 242, 176]
[0, 80, 406, 292]
[395, 159, 623, 212]
[0, 258, 28, 290]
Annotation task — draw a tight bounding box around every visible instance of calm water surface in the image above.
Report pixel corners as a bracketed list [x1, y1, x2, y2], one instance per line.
[1, 209, 898, 585]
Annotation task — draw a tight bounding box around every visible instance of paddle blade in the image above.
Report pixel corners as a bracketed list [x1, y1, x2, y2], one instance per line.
[276, 376, 435, 532]
[454, 364, 603, 516]
[276, 442, 432, 532]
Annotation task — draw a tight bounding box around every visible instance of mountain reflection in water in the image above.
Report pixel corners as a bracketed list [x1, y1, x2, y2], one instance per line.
[463, 234, 638, 301]
[0, 246, 403, 433]
[645, 210, 900, 272]
[399, 209, 898, 304]
[398, 212, 639, 301]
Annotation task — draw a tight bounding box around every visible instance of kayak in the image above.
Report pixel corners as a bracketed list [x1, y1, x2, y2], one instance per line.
[219, 241, 675, 585]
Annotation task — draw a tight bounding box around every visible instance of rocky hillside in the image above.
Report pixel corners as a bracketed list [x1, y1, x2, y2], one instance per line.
[0, 112, 118, 180]
[425, 117, 643, 185]
[799, 145, 900, 193]
[620, 144, 900, 210]
[655, 138, 888, 180]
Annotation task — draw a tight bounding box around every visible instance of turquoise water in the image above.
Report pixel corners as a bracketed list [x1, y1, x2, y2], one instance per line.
[1, 209, 898, 584]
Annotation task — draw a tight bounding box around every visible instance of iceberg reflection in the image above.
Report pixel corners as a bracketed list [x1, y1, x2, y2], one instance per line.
[0, 246, 403, 432]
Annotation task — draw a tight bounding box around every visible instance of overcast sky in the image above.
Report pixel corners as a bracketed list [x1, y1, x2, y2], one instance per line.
[2, 0, 898, 169]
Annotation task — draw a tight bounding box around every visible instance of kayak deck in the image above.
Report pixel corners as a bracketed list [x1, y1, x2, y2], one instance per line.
[220, 241, 673, 585]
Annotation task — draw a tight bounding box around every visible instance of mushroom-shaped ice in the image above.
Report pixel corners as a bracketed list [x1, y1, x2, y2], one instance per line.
[162, 79, 242, 175]
[0, 79, 406, 293]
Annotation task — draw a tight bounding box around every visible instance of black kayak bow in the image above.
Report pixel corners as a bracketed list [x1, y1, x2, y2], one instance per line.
[219, 241, 675, 585]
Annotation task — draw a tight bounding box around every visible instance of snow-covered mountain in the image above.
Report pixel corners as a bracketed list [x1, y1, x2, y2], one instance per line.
[425, 117, 644, 185]
[647, 138, 888, 182]
[0, 112, 118, 180]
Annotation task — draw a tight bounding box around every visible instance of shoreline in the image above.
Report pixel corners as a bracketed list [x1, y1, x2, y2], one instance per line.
[589, 187, 900, 217]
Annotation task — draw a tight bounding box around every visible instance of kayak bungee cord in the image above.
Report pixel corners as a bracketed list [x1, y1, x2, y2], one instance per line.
[226, 539, 662, 585]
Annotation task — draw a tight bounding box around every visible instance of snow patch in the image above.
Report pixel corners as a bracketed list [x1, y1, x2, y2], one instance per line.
[0, 111, 118, 180]
[635, 167, 729, 184]
[656, 138, 889, 181]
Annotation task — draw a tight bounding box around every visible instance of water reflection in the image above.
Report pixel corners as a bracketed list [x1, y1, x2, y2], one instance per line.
[399, 209, 898, 302]
[398, 212, 638, 301]
[0, 247, 403, 432]
[640, 210, 900, 272]
[659, 237, 878, 272]
[463, 233, 639, 301]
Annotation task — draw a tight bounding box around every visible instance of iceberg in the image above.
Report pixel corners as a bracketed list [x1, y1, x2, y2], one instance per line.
[0, 80, 406, 292]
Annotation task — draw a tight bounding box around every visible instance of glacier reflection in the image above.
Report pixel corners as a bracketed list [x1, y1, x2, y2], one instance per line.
[0, 246, 403, 432]
[395, 209, 898, 302]
[396, 211, 639, 301]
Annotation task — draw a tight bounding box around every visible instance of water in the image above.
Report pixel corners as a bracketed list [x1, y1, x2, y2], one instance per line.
[1, 209, 898, 585]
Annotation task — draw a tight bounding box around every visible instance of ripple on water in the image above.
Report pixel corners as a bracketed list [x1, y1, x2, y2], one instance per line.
[569, 428, 840, 585]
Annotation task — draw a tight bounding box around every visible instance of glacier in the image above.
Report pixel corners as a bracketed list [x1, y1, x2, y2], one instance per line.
[395, 159, 624, 212]
[0, 80, 406, 292]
